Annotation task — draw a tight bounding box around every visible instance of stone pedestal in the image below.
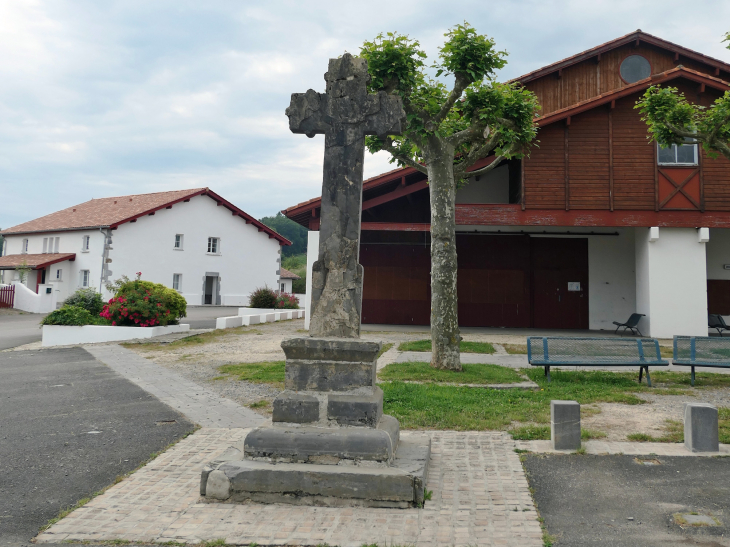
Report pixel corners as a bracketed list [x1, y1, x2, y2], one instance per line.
[200, 337, 431, 508]
[684, 403, 719, 453]
[551, 400, 581, 450]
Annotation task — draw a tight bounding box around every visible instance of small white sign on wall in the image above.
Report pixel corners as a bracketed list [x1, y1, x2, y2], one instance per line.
[724, 264, 730, 270]
[567, 282, 581, 292]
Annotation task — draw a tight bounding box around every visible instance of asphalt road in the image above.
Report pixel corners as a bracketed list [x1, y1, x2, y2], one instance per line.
[0, 347, 195, 546]
[524, 453, 730, 547]
[0, 311, 45, 350]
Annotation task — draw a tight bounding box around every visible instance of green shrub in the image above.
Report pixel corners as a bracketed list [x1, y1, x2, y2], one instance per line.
[64, 288, 104, 315]
[249, 286, 277, 308]
[100, 275, 187, 327]
[41, 305, 104, 326]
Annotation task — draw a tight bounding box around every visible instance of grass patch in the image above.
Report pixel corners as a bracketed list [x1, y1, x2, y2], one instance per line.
[377, 343, 394, 359]
[511, 424, 550, 440]
[581, 428, 607, 440]
[651, 371, 730, 388]
[382, 368, 654, 431]
[397, 340, 495, 354]
[379, 361, 525, 385]
[217, 362, 285, 387]
[249, 400, 271, 409]
[626, 419, 684, 443]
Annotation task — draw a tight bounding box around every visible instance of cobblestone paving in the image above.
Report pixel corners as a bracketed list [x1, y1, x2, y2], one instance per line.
[517, 439, 730, 456]
[36, 429, 544, 547]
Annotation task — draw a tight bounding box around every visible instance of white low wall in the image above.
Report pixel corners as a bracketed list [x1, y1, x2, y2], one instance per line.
[12, 282, 57, 314]
[215, 309, 305, 330]
[42, 323, 190, 347]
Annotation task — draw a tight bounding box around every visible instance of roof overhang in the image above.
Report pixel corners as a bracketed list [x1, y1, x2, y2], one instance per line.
[513, 30, 730, 84]
[536, 67, 730, 127]
[0, 253, 76, 270]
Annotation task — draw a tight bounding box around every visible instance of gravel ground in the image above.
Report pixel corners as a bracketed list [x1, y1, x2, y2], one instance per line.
[128, 321, 730, 438]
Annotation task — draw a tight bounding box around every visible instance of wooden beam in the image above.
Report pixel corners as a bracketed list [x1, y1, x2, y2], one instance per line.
[362, 179, 429, 210]
[453, 204, 730, 229]
[401, 176, 406, 187]
[698, 83, 706, 93]
[148, 212, 155, 216]
[674, 51, 680, 62]
[635, 38, 640, 47]
[557, 68, 562, 79]
[610, 99, 616, 109]
[311, 208, 318, 218]
[362, 222, 430, 231]
[716, 67, 721, 76]
[596, 53, 601, 63]
[565, 124, 570, 211]
[520, 159, 526, 211]
[166, 205, 172, 209]
[608, 107, 614, 212]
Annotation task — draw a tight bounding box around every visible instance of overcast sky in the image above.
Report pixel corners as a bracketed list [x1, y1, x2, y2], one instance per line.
[1, 0, 729, 229]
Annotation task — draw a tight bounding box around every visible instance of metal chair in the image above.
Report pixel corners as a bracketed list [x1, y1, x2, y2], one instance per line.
[612, 313, 645, 337]
[708, 314, 730, 337]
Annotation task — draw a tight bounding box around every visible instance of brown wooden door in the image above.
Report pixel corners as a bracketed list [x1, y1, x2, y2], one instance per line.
[456, 234, 531, 327]
[531, 238, 589, 329]
[360, 243, 430, 325]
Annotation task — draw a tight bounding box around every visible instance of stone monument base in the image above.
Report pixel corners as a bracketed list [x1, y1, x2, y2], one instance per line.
[200, 434, 431, 508]
[200, 337, 431, 508]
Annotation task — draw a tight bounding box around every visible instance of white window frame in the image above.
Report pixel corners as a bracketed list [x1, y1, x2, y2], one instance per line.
[80, 270, 90, 288]
[82, 235, 90, 252]
[22, 239, 28, 254]
[174, 234, 184, 250]
[657, 140, 698, 166]
[207, 237, 221, 255]
[173, 273, 182, 291]
[53, 237, 60, 253]
[43, 238, 48, 253]
[55, 268, 63, 281]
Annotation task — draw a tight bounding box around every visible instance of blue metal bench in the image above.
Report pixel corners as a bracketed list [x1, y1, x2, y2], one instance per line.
[527, 337, 669, 387]
[672, 336, 730, 386]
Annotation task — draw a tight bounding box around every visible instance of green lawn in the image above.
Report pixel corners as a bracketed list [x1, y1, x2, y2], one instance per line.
[377, 343, 394, 359]
[216, 361, 285, 388]
[397, 340, 495, 354]
[379, 361, 524, 384]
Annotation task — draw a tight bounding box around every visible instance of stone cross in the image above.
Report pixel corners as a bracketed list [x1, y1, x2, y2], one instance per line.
[286, 53, 405, 338]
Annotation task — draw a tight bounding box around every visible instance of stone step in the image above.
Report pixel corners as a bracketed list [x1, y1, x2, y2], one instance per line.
[273, 387, 383, 426]
[201, 434, 431, 508]
[244, 414, 400, 464]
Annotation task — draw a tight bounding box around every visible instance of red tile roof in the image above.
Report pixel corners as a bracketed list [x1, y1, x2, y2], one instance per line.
[0, 253, 76, 269]
[279, 267, 301, 280]
[1, 188, 291, 245]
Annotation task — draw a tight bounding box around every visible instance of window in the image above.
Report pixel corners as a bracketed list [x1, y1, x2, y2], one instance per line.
[82, 235, 90, 252]
[53, 237, 60, 253]
[657, 139, 698, 166]
[174, 234, 184, 250]
[173, 273, 182, 291]
[281, 283, 286, 293]
[55, 269, 62, 281]
[207, 237, 220, 254]
[22, 239, 28, 254]
[620, 55, 651, 84]
[80, 270, 90, 287]
[43, 238, 48, 253]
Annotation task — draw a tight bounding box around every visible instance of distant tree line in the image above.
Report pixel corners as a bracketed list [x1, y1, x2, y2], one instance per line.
[259, 212, 308, 257]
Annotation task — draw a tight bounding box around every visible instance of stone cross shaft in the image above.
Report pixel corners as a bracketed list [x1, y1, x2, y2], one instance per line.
[286, 53, 405, 338]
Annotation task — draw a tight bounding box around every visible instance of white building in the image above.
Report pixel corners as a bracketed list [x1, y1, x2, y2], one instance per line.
[0, 188, 291, 307]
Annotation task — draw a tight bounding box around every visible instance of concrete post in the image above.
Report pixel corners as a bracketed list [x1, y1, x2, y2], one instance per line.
[551, 400, 581, 450]
[684, 403, 719, 452]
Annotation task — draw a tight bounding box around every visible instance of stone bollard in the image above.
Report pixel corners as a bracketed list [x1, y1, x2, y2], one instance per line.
[684, 403, 719, 452]
[551, 400, 581, 450]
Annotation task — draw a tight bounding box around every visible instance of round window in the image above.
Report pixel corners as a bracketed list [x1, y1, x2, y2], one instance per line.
[620, 55, 651, 83]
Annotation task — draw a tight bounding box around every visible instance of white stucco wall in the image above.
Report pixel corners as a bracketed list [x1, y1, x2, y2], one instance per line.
[635, 227, 708, 338]
[455, 165, 510, 204]
[2, 229, 105, 303]
[304, 230, 319, 330]
[706, 228, 730, 280]
[588, 228, 636, 331]
[108, 194, 281, 305]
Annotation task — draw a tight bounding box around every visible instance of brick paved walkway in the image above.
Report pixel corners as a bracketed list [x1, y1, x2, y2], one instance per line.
[35, 429, 544, 547]
[85, 345, 264, 429]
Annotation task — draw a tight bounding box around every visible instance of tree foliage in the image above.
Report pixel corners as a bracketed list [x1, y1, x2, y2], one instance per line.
[260, 212, 308, 257]
[360, 23, 540, 182]
[635, 33, 730, 160]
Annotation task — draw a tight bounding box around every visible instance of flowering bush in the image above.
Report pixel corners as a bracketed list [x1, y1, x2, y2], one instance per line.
[275, 292, 300, 309]
[100, 273, 187, 327]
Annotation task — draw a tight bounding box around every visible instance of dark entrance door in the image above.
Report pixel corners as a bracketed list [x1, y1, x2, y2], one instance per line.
[204, 276, 215, 305]
[531, 238, 589, 329]
[456, 234, 531, 327]
[360, 243, 430, 325]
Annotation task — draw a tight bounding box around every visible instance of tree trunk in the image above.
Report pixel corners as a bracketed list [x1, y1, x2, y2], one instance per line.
[426, 140, 461, 371]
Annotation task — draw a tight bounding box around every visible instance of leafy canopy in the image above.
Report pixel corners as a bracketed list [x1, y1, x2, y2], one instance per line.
[360, 23, 539, 180]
